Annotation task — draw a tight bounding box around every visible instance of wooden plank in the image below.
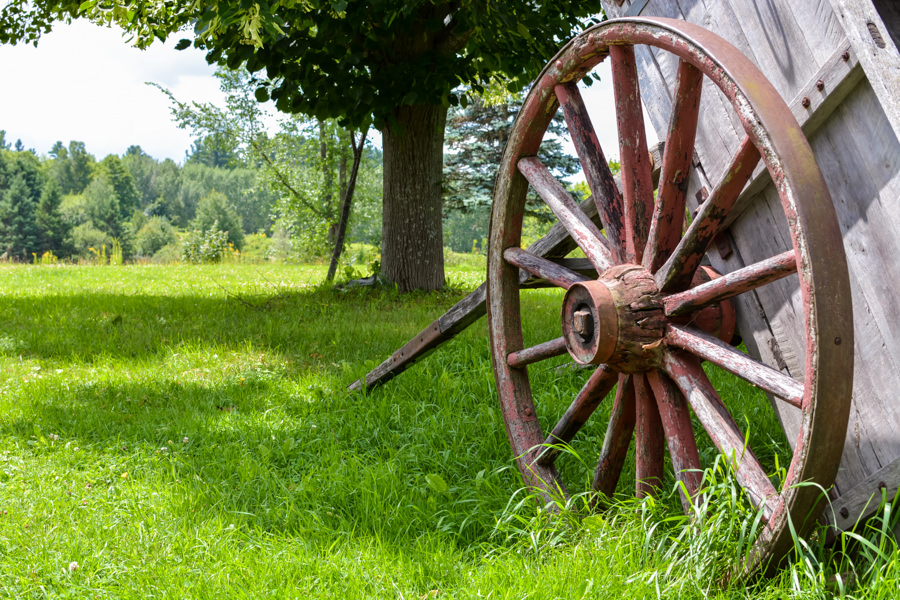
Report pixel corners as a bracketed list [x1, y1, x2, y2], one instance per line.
[803, 81, 900, 495]
[739, 40, 863, 203]
[726, 0, 821, 101]
[828, 0, 900, 137]
[826, 453, 900, 531]
[783, 0, 847, 66]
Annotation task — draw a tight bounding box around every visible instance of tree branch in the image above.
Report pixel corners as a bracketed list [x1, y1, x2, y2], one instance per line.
[247, 138, 325, 218]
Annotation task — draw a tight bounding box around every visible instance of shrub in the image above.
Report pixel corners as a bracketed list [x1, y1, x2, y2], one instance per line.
[181, 221, 236, 263]
[134, 216, 177, 258]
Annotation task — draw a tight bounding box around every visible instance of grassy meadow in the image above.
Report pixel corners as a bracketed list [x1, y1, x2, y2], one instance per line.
[0, 262, 898, 598]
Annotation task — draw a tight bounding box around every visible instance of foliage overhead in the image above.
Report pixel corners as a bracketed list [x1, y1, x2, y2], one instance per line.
[0, 1, 603, 129]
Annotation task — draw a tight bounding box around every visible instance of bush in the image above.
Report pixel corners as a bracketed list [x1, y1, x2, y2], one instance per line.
[134, 216, 177, 258]
[69, 222, 112, 258]
[181, 221, 236, 263]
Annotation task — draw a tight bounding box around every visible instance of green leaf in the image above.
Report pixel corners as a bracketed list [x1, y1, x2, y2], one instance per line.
[254, 86, 270, 102]
[425, 473, 449, 494]
[174, 38, 192, 50]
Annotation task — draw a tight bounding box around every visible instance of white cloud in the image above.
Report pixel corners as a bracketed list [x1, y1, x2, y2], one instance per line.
[0, 20, 223, 161]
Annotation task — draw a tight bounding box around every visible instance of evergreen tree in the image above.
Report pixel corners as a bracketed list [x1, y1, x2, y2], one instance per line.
[34, 178, 70, 256]
[0, 173, 40, 259]
[99, 155, 140, 220]
[442, 94, 580, 252]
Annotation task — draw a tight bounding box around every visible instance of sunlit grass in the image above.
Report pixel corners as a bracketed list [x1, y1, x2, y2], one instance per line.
[0, 263, 896, 598]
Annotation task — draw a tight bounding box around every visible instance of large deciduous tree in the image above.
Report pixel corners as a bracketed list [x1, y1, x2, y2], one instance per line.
[1, 0, 602, 290]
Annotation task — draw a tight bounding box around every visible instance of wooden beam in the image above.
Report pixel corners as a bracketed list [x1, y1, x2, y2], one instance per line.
[736, 39, 863, 204]
[828, 0, 900, 137]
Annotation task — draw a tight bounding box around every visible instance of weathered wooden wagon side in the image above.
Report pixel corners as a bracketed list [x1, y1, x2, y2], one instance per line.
[599, 0, 900, 531]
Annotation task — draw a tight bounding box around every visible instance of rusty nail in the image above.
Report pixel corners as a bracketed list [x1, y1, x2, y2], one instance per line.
[713, 232, 733, 259]
[840, 507, 849, 518]
[816, 79, 825, 91]
[835, 337, 841, 345]
[555, 60, 564, 71]
[801, 96, 811, 108]
[695, 187, 709, 204]
[842, 50, 850, 61]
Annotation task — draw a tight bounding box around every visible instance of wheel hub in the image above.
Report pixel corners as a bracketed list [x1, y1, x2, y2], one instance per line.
[561, 264, 666, 372]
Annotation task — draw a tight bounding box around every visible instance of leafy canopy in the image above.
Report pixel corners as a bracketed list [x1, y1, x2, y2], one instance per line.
[1, 1, 603, 129]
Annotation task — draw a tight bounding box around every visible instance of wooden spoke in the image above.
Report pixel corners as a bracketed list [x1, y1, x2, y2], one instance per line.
[645, 60, 704, 272]
[646, 370, 704, 513]
[634, 373, 665, 498]
[664, 250, 797, 317]
[610, 44, 654, 264]
[536, 365, 618, 466]
[555, 82, 627, 262]
[518, 157, 613, 272]
[662, 351, 779, 520]
[507, 337, 569, 369]
[503, 247, 590, 290]
[593, 374, 636, 498]
[665, 324, 804, 409]
[654, 137, 762, 292]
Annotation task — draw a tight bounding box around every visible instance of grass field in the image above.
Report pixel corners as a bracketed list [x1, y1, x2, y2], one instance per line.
[0, 262, 897, 598]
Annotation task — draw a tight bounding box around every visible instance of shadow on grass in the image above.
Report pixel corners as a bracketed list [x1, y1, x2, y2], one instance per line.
[0, 284, 474, 369]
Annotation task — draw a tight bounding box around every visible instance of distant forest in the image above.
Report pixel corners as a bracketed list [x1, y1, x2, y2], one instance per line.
[0, 88, 581, 265]
[0, 128, 387, 264]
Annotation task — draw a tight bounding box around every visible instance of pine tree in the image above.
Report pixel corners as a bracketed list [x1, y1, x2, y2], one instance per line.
[0, 173, 40, 259]
[34, 178, 70, 256]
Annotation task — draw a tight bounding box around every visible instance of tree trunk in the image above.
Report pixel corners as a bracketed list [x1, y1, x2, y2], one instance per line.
[326, 127, 368, 282]
[319, 120, 336, 244]
[381, 103, 447, 292]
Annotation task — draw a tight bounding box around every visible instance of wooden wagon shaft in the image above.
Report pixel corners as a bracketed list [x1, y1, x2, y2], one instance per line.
[347, 144, 665, 392]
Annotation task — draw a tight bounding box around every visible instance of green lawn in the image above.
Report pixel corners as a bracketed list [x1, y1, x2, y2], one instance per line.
[0, 263, 896, 598]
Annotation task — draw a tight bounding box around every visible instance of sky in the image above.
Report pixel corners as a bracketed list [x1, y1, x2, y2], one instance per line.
[0, 20, 631, 166]
[0, 21, 224, 162]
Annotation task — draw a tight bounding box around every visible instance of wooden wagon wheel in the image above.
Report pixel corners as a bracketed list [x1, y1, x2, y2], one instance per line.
[487, 17, 853, 574]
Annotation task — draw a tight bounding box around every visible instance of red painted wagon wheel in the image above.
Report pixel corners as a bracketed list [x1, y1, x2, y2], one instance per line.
[487, 17, 853, 573]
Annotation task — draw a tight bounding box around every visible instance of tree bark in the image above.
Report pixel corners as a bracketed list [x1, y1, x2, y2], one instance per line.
[326, 127, 368, 282]
[319, 120, 336, 244]
[381, 103, 447, 292]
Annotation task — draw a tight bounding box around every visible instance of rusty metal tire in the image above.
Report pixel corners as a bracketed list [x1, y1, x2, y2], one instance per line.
[487, 17, 853, 575]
